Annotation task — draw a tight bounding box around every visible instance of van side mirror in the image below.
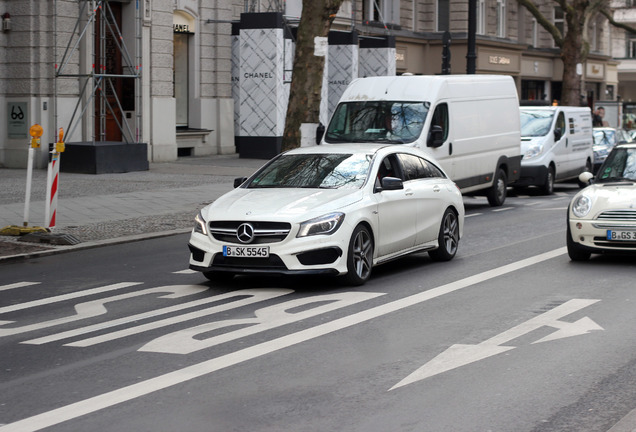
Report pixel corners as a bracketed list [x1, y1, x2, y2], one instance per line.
[315, 123, 325, 144]
[554, 128, 563, 141]
[427, 125, 444, 148]
[234, 177, 248, 188]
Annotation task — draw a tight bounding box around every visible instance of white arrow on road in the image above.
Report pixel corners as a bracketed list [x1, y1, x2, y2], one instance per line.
[391, 298, 603, 390]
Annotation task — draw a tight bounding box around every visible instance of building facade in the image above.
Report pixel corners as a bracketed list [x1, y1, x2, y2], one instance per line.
[0, 0, 622, 168]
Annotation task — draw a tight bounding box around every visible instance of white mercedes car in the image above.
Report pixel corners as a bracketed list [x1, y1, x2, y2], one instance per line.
[188, 144, 464, 285]
[568, 143, 636, 260]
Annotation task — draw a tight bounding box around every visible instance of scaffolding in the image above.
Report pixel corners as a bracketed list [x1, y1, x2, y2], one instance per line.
[54, 0, 142, 144]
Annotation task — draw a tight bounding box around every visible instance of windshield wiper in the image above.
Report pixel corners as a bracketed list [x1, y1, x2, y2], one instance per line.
[599, 176, 634, 183]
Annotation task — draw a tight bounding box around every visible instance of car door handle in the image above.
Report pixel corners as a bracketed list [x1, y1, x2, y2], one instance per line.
[405, 189, 414, 196]
[433, 185, 441, 193]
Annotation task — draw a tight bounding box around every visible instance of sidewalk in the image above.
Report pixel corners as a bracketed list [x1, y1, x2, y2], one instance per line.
[0, 154, 266, 261]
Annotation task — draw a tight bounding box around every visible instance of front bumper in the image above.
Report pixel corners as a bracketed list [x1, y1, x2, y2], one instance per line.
[188, 230, 347, 276]
[568, 218, 636, 253]
[514, 164, 548, 187]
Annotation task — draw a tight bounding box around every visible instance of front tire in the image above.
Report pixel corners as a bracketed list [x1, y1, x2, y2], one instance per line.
[540, 166, 555, 195]
[487, 168, 507, 207]
[344, 225, 374, 286]
[429, 208, 460, 261]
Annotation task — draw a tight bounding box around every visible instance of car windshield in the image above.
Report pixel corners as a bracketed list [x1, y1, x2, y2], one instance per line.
[248, 153, 372, 189]
[520, 110, 554, 137]
[593, 129, 616, 147]
[325, 101, 429, 144]
[597, 148, 636, 182]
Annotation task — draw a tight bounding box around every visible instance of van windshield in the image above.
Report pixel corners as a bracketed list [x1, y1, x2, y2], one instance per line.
[325, 101, 429, 144]
[520, 110, 554, 137]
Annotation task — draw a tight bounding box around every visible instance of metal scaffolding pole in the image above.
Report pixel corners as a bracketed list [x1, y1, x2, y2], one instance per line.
[54, 0, 142, 144]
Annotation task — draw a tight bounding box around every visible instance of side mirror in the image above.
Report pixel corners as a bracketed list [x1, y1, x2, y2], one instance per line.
[234, 177, 248, 188]
[427, 125, 444, 148]
[578, 171, 594, 185]
[380, 176, 404, 191]
[315, 123, 325, 145]
[554, 128, 563, 141]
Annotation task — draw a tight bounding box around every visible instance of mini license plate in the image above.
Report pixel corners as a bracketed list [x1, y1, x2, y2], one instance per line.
[606, 230, 636, 241]
[223, 245, 270, 258]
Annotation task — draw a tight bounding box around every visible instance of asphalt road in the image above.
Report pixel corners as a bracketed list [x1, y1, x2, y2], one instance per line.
[1, 183, 636, 432]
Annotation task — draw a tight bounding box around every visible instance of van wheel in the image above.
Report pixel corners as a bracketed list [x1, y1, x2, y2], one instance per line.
[344, 225, 373, 286]
[487, 168, 507, 207]
[429, 208, 460, 261]
[540, 166, 555, 195]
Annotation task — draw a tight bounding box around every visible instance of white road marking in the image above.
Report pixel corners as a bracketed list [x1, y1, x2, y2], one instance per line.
[23, 289, 293, 345]
[139, 291, 385, 354]
[173, 269, 196, 274]
[493, 207, 514, 212]
[0, 247, 567, 432]
[391, 298, 603, 390]
[0, 282, 40, 292]
[0, 282, 142, 315]
[464, 213, 482, 218]
[0, 285, 205, 337]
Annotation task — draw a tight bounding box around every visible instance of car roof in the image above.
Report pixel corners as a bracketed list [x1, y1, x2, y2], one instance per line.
[284, 143, 431, 159]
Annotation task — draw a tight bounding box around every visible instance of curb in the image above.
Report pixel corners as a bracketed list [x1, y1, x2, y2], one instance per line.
[0, 228, 192, 263]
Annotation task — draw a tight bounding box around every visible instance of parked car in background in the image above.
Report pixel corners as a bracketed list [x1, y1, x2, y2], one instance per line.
[189, 144, 465, 286]
[593, 127, 633, 173]
[516, 106, 594, 195]
[567, 143, 636, 261]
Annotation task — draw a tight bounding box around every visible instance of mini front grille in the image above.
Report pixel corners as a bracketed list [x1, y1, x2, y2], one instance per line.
[208, 221, 292, 244]
[597, 210, 636, 221]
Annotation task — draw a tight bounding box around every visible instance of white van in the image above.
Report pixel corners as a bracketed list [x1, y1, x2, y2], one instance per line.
[516, 106, 593, 194]
[320, 75, 522, 206]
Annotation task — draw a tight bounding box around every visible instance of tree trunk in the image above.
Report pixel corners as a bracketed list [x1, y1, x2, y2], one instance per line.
[560, 2, 587, 106]
[281, 0, 344, 152]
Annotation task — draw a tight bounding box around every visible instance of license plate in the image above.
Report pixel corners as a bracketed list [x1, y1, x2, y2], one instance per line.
[606, 230, 636, 241]
[223, 245, 269, 257]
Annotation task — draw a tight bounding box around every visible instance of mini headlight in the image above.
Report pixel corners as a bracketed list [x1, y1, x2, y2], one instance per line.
[571, 194, 592, 218]
[194, 211, 208, 235]
[297, 212, 345, 237]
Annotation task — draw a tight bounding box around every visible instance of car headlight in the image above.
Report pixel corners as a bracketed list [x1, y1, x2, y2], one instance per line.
[524, 145, 543, 159]
[297, 212, 345, 237]
[571, 194, 592, 218]
[194, 211, 208, 235]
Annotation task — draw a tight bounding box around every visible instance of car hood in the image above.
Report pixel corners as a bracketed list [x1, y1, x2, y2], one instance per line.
[202, 188, 364, 221]
[584, 182, 636, 211]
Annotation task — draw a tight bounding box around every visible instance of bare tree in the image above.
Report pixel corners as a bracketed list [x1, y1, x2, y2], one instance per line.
[281, 0, 345, 152]
[518, 0, 636, 106]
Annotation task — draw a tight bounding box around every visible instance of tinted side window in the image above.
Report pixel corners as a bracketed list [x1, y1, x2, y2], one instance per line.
[422, 159, 446, 178]
[398, 154, 423, 180]
[430, 103, 449, 141]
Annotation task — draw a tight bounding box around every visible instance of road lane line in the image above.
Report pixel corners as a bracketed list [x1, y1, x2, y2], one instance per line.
[0, 282, 40, 292]
[0, 247, 567, 432]
[0, 282, 143, 315]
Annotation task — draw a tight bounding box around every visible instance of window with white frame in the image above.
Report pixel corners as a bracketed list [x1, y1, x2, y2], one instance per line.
[362, 0, 400, 25]
[477, 0, 485, 35]
[532, 18, 538, 47]
[496, 0, 506, 37]
[629, 38, 636, 58]
[437, 0, 449, 32]
[554, 6, 564, 47]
